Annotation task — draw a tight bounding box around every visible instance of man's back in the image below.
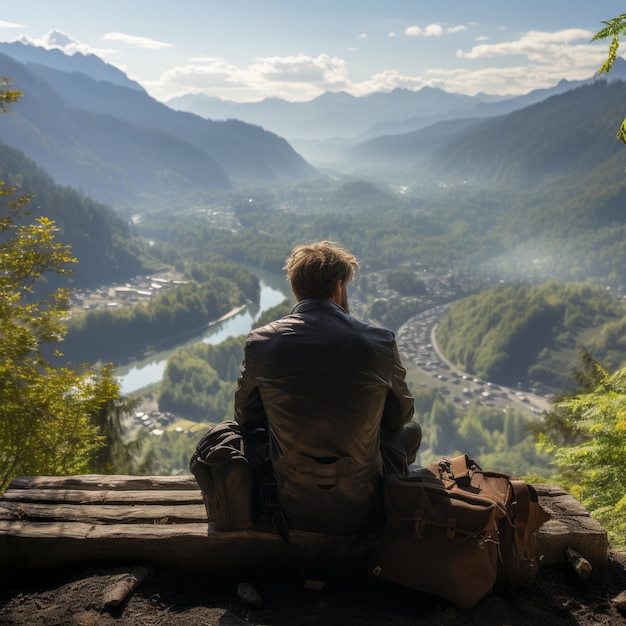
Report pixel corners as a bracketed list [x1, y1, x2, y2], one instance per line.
[235, 298, 414, 534]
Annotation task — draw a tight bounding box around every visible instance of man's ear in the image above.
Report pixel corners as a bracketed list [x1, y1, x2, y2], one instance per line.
[330, 279, 343, 304]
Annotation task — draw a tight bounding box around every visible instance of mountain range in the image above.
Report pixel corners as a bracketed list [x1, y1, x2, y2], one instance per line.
[167, 60, 626, 169]
[2, 38, 626, 206]
[0, 41, 318, 209]
[167, 87, 494, 142]
[166, 64, 626, 144]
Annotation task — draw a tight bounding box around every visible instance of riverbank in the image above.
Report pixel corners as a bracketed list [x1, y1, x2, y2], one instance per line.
[116, 273, 291, 395]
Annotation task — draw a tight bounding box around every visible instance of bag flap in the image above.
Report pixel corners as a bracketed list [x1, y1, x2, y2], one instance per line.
[384, 476, 497, 537]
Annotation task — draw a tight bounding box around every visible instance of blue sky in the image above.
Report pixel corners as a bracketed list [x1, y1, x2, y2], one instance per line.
[0, 1, 621, 103]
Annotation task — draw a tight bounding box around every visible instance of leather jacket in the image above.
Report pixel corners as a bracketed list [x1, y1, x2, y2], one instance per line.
[234, 299, 415, 534]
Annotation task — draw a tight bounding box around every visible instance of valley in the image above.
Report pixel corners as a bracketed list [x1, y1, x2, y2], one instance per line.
[3, 32, 626, 487]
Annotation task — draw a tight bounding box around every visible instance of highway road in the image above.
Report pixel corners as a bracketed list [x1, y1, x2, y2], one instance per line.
[396, 303, 552, 418]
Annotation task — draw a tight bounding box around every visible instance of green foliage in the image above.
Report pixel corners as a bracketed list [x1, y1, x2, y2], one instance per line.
[158, 336, 245, 421]
[138, 428, 200, 476]
[187, 259, 260, 302]
[254, 300, 293, 328]
[537, 360, 626, 547]
[386, 268, 426, 296]
[366, 297, 423, 332]
[89, 394, 153, 474]
[592, 14, 626, 158]
[416, 389, 551, 478]
[593, 14, 626, 76]
[0, 184, 120, 492]
[0, 78, 21, 113]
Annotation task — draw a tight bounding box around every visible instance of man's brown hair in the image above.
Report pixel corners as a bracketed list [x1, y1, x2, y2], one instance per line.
[285, 241, 359, 301]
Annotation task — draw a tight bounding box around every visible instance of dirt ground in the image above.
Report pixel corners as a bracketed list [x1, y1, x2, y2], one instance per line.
[1, 551, 625, 626]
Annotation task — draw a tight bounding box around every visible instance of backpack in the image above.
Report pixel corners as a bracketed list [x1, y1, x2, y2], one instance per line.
[370, 455, 550, 608]
[189, 421, 269, 531]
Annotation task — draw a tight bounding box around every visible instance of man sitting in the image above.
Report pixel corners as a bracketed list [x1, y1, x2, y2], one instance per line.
[234, 241, 421, 534]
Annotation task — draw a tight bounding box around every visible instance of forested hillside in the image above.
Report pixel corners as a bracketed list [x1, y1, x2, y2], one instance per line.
[428, 81, 626, 186]
[0, 140, 148, 287]
[437, 281, 626, 391]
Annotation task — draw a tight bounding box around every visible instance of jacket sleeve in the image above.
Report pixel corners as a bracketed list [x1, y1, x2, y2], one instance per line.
[380, 341, 415, 431]
[233, 347, 268, 433]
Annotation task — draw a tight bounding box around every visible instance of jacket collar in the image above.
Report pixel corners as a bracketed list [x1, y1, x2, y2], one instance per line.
[291, 299, 347, 315]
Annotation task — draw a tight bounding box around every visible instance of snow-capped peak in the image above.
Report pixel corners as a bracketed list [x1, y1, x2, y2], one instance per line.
[12, 29, 92, 57]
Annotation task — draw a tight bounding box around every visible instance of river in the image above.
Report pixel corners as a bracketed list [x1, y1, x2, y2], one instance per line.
[115, 269, 291, 394]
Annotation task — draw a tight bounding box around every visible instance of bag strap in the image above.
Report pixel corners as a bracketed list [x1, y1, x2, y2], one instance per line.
[510, 480, 550, 537]
[432, 454, 480, 489]
[509, 479, 531, 539]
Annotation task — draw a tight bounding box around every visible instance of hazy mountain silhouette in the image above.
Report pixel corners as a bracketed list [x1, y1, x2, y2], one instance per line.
[167, 87, 494, 141]
[166, 62, 623, 147]
[166, 63, 625, 170]
[0, 43, 318, 208]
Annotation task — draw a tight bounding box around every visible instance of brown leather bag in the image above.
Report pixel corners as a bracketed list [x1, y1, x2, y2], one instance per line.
[370, 455, 550, 608]
[371, 467, 502, 608]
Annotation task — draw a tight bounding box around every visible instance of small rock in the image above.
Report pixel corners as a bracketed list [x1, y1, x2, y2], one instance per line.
[237, 582, 263, 608]
[611, 590, 626, 610]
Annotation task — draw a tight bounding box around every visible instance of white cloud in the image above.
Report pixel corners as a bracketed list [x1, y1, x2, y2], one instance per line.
[405, 23, 465, 37]
[250, 53, 348, 83]
[349, 52, 605, 99]
[149, 53, 349, 101]
[405, 24, 442, 37]
[0, 20, 25, 28]
[102, 32, 173, 50]
[149, 24, 607, 102]
[358, 33, 368, 39]
[457, 28, 594, 61]
[343, 25, 606, 99]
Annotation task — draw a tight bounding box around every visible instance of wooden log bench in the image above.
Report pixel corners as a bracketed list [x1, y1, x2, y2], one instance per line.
[0, 476, 609, 574]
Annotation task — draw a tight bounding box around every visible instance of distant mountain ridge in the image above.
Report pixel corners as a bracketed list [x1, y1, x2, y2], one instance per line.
[0, 42, 318, 209]
[167, 87, 496, 141]
[166, 61, 626, 170]
[3, 36, 626, 204]
[425, 79, 626, 187]
[166, 63, 626, 144]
